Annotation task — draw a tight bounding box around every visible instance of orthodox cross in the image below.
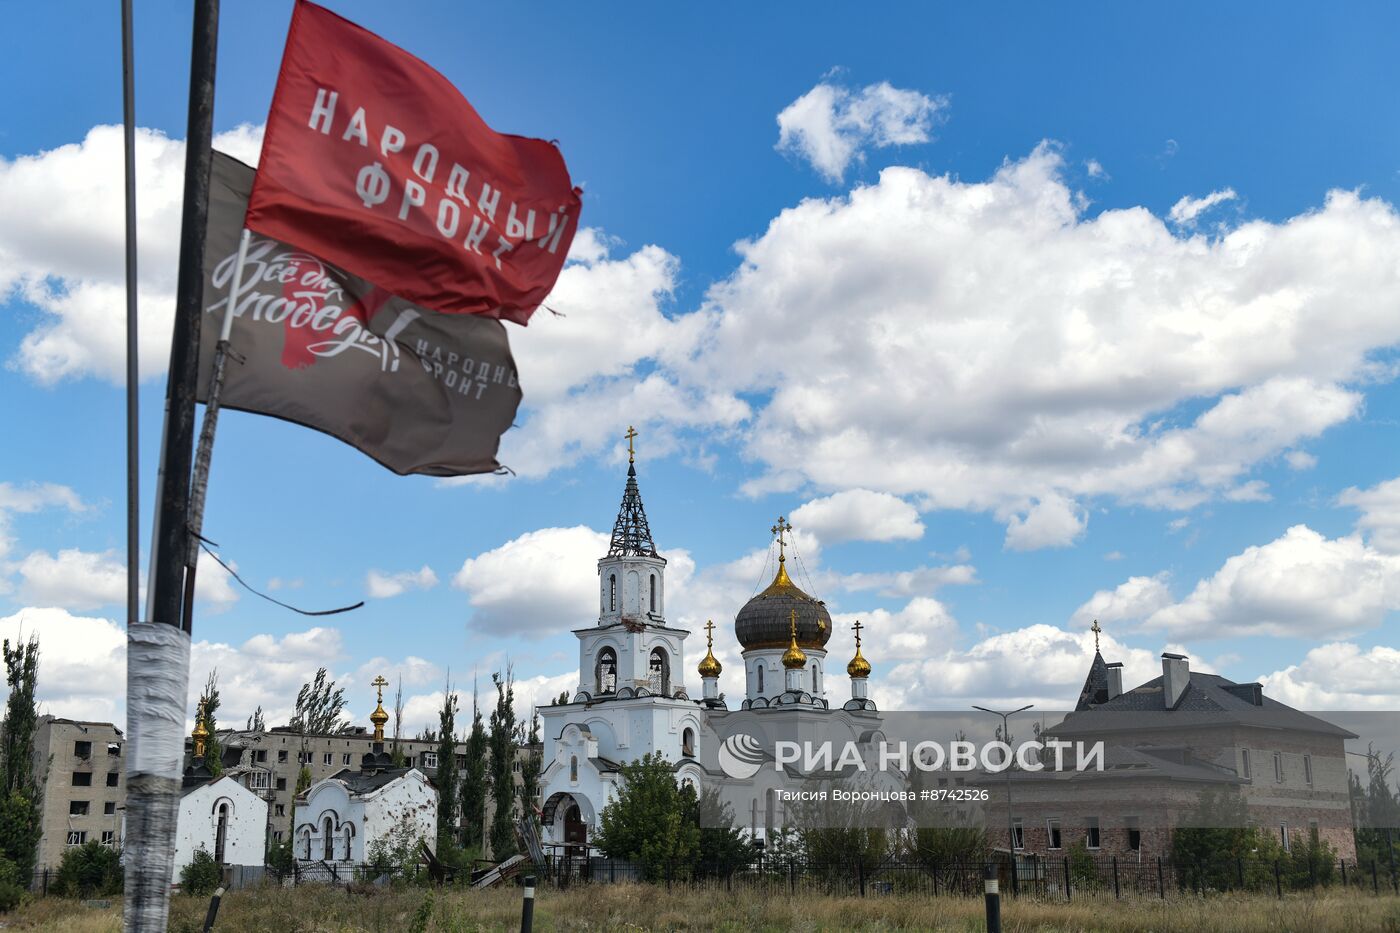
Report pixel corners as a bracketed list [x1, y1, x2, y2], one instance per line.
[852, 619, 864, 648]
[1090, 618, 1102, 653]
[625, 425, 638, 464]
[772, 515, 792, 560]
[790, 609, 799, 640]
[704, 619, 715, 649]
[372, 674, 388, 704]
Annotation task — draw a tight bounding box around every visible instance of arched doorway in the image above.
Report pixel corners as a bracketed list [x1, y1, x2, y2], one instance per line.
[564, 803, 587, 852]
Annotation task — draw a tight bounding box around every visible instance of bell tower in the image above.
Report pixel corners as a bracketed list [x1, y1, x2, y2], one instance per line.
[576, 427, 687, 700]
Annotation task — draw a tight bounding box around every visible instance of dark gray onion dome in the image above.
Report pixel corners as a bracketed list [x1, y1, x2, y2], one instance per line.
[734, 557, 832, 651]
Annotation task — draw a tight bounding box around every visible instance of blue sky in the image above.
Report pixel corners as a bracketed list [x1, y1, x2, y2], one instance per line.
[4, 1, 1400, 732]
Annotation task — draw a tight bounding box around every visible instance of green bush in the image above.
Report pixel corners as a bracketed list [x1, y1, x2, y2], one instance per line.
[179, 847, 222, 897]
[53, 841, 122, 898]
[0, 856, 23, 913]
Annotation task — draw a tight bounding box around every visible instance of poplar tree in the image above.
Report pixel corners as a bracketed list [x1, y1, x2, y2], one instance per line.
[487, 669, 517, 858]
[195, 669, 222, 774]
[460, 678, 488, 850]
[0, 635, 42, 881]
[434, 681, 460, 852]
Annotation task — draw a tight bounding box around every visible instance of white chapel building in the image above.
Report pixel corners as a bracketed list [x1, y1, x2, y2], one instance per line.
[537, 440, 882, 851]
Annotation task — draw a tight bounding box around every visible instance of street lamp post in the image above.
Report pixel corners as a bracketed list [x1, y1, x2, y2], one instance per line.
[973, 704, 1034, 859]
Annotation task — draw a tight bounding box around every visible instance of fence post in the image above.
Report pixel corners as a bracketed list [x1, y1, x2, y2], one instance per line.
[856, 857, 865, 897]
[1157, 857, 1165, 900]
[1273, 860, 1282, 900]
[201, 886, 225, 932]
[1340, 858, 1347, 889]
[520, 874, 536, 933]
[983, 864, 1002, 933]
[789, 858, 796, 895]
[1309, 855, 1317, 891]
[1372, 859, 1379, 895]
[1063, 856, 1072, 902]
[1112, 855, 1120, 899]
[1236, 857, 1244, 892]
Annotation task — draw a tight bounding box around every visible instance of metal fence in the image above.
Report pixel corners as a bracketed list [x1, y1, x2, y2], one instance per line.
[548, 853, 1400, 901]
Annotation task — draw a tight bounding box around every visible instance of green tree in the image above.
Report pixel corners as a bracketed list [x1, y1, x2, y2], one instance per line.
[245, 705, 265, 732]
[1172, 786, 1262, 891]
[487, 669, 518, 858]
[0, 635, 42, 881]
[595, 752, 699, 880]
[460, 679, 489, 849]
[289, 668, 347, 734]
[689, 785, 756, 872]
[390, 675, 406, 768]
[434, 681, 460, 851]
[365, 812, 428, 878]
[179, 847, 222, 897]
[53, 841, 122, 898]
[196, 669, 222, 775]
[517, 709, 542, 821]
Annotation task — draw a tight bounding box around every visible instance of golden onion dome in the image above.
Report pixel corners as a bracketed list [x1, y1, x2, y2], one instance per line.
[781, 611, 808, 670]
[847, 620, 871, 678]
[734, 539, 831, 651]
[698, 620, 723, 678]
[847, 644, 871, 679]
[370, 674, 390, 742]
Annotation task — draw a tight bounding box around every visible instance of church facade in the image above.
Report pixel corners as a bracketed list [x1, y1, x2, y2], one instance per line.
[536, 440, 880, 851]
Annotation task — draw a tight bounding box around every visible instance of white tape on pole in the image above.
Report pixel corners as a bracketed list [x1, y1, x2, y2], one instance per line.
[127, 622, 191, 776]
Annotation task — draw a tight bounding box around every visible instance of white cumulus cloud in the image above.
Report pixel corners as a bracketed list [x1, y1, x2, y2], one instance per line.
[776, 80, 948, 183]
[1168, 188, 1238, 227]
[791, 489, 924, 543]
[1, 123, 261, 385]
[366, 565, 439, 599]
[1340, 474, 1400, 554]
[1143, 525, 1400, 640]
[454, 526, 612, 638]
[1259, 642, 1400, 709]
[1070, 573, 1174, 630]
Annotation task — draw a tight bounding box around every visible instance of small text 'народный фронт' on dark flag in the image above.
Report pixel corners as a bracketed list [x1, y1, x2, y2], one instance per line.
[198, 151, 522, 476]
[245, 0, 582, 325]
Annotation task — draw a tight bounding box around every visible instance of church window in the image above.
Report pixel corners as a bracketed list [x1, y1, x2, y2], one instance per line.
[597, 648, 617, 694]
[343, 824, 354, 860]
[609, 575, 616, 612]
[215, 803, 229, 863]
[682, 728, 695, 758]
[323, 816, 334, 861]
[812, 666, 819, 693]
[649, 575, 656, 612]
[756, 664, 764, 694]
[302, 829, 312, 860]
[648, 648, 669, 694]
[570, 756, 579, 782]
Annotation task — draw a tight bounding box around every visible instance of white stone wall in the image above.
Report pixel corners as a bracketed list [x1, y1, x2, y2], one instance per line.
[364, 770, 438, 859]
[744, 648, 828, 703]
[172, 776, 268, 883]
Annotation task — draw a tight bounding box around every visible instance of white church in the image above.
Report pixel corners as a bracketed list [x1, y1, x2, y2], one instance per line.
[537, 435, 882, 851]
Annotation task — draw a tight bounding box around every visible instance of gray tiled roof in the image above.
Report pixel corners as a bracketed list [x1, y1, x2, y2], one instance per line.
[1054, 671, 1355, 739]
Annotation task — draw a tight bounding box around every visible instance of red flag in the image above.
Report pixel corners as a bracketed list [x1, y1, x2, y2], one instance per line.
[246, 0, 581, 325]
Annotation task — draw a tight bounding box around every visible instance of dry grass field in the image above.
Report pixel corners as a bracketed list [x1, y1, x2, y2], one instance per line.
[4, 885, 1400, 932]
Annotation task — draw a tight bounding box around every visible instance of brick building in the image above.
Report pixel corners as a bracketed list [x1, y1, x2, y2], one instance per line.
[31, 717, 126, 871]
[979, 650, 1357, 862]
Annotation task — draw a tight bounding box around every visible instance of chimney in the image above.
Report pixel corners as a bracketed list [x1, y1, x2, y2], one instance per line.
[1105, 662, 1124, 700]
[1162, 653, 1189, 709]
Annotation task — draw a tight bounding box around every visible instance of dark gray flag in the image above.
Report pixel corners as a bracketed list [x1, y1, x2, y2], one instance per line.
[199, 152, 521, 476]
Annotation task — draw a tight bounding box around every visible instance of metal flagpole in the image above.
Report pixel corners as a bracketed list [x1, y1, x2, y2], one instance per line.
[125, 0, 220, 929]
[121, 0, 139, 632]
[182, 226, 250, 629]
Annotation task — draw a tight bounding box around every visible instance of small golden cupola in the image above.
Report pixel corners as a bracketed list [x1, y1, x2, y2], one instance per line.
[191, 700, 209, 758]
[370, 675, 390, 743]
[847, 620, 871, 679]
[781, 610, 808, 671]
[697, 620, 722, 679]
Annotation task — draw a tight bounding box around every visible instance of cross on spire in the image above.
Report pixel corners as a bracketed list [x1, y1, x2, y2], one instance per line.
[372, 674, 389, 704]
[772, 515, 792, 561]
[608, 426, 659, 557]
[852, 619, 864, 648]
[1090, 618, 1102, 653]
[704, 619, 715, 648]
